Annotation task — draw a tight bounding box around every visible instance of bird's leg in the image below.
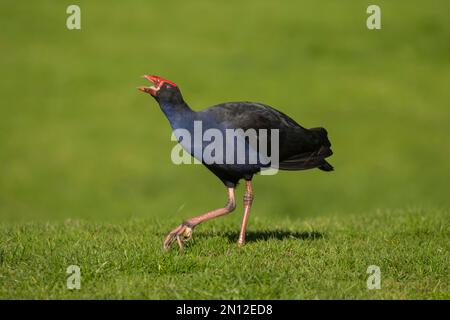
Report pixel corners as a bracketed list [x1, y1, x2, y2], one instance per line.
[238, 180, 253, 246]
[163, 187, 236, 251]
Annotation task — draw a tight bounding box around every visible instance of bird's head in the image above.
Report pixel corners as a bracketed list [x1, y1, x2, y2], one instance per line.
[139, 75, 183, 104]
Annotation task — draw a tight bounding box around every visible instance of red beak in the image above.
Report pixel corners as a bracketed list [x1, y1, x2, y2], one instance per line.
[138, 75, 178, 97]
[138, 75, 159, 96]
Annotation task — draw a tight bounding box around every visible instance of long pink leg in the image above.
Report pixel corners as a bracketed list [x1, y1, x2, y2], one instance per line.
[163, 187, 236, 251]
[238, 180, 253, 246]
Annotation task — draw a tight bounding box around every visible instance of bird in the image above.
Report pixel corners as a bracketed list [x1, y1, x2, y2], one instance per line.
[138, 75, 333, 251]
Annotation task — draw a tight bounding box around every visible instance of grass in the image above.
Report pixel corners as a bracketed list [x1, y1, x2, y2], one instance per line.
[0, 209, 448, 299]
[0, 0, 449, 299]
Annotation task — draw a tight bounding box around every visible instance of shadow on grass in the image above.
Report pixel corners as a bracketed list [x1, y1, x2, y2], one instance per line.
[193, 230, 324, 243]
[223, 230, 324, 243]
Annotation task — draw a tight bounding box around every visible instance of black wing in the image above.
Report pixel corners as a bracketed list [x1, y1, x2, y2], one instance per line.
[201, 102, 333, 170]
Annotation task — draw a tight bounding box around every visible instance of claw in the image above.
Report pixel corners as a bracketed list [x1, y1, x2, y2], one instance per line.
[163, 223, 194, 251]
[183, 226, 193, 241]
[176, 234, 184, 250]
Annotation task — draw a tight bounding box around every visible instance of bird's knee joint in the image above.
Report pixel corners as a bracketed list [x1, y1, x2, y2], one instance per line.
[226, 199, 236, 212]
[243, 193, 253, 206]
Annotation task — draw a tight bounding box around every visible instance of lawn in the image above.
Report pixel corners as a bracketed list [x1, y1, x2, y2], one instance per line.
[0, 209, 448, 299]
[0, 0, 449, 299]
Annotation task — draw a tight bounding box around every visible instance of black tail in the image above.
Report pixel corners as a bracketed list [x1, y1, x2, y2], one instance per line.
[311, 127, 333, 171]
[279, 146, 333, 171]
[309, 127, 331, 147]
[278, 127, 333, 171]
[319, 160, 334, 171]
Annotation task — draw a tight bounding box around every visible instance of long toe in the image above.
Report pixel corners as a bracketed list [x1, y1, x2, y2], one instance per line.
[163, 224, 192, 251]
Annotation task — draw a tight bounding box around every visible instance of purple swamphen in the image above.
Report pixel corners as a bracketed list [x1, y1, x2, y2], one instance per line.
[139, 75, 333, 251]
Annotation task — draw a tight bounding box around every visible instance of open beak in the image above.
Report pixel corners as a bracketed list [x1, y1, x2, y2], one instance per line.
[138, 75, 160, 96]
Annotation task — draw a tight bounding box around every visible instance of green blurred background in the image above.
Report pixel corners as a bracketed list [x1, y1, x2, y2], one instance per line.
[1, 0, 449, 223]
